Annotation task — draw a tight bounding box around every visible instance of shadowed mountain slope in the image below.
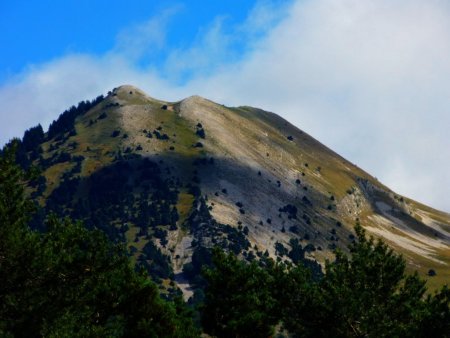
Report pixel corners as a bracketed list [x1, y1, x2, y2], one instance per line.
[17, 85, 450, 293]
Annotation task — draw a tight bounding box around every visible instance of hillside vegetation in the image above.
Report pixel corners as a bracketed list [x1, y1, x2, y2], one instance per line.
[1, 143, 449, 337]
[2, 84, 450, 335]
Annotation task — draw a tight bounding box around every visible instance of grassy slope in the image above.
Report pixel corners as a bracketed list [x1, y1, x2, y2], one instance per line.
[36, 85, 450, 289]
[174, 96, 450, 288]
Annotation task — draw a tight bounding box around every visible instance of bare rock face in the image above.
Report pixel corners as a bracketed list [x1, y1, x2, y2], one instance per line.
[26, 85, 450, 295]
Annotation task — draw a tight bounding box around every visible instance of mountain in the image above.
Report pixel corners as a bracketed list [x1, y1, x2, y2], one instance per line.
[14, 85, 450, 294]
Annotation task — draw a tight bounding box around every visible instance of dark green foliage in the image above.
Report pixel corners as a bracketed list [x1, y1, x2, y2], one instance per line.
[39, 158, 180, 246]
[225, 225, 250, 254]
[0, 142, 35, 235]
[187, 199, 250, 256]
[289, 225, 300, 234]
[304, 243, 316, 252]
[286, 239, 322, 280]
[270, 263, 320, 337]
[55, 151, 71, 163]
[202, 226, 450, 337]
[11, 140, 33, 169]
[155, 228, 169, 247]
[275, 241, 289, 256]
[301, 196, 312, 206]
[48, 95, 104, 139]
[181, 197, 252, 312]
[46, 177, 80, 212]
[138, 241, 173, 280]
[4, 125, 45, 171]
[153, 130, 170, 140]
[69, 155, 84, 175]
[30, 174, 47, 198]
[183, 246, 213, 287]
[281, 225, 450, 337]
[40, 150, 72, 168]
[420, 286, 450, 337]
[279, 204, 298, 219]
[196, 128, 205, 139]
[22, 124, 44, 152]
[302, 213, 312, 225]
[1, 217, 197, 337]
[288, 238, 305, 263]
[0, 146, 198, 337]
[312, 226, 415, 336]
[201, 249, 278, 338]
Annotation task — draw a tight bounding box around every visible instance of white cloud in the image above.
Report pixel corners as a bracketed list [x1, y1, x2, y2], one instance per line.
[0, 0, 449, 212]
[187, 0, 450, 211]
[113, 6, 181, 61]
[162, 16, 233, 81]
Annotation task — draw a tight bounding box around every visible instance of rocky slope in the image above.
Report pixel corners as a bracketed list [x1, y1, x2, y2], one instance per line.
[18, 85, 450, 293]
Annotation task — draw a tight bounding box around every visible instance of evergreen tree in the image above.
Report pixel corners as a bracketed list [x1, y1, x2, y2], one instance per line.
[202, 227, 450, 337]
[282, 225, 450, 337]
[201, 248, 278, 338]
[22, 125, 44, 152]
[271, 262, 320, 337]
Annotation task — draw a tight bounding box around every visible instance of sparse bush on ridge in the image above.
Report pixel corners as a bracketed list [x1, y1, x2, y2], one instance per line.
[47, 95, 104, 139]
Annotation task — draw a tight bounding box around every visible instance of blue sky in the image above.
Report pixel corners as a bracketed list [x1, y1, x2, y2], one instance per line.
[1, 0, 450, 212]
[0, 1, 275, 82]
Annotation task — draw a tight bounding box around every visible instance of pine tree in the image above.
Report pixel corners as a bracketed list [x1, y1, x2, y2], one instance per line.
[201, 248, 278, 338]
[281, 225, 450, 337]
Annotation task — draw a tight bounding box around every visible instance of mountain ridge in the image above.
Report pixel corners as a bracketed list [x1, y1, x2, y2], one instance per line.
[13, 84, 450, 293]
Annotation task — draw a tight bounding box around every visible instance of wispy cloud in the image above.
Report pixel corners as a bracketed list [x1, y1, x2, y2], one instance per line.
[0, 0, 449, 212]
[113, 6, 181, 61]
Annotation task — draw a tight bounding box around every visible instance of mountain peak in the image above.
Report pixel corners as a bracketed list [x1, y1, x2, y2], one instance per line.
[110, 85, 162, 104]
[20, 85, 450, 291]
[113, 84, 146, 95]
[181, 94, 208, 103]
[108, 86, 219, 111]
